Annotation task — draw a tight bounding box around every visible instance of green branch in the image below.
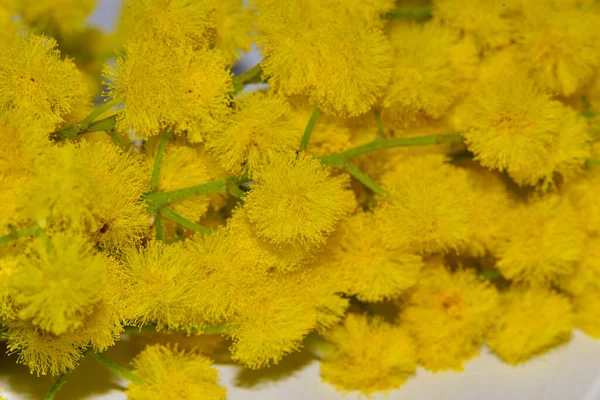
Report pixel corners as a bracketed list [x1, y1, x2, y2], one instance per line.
[318, 133, 464, 167]
[0, 223, 43, 246]
[143, 177, 245, 211]
[44, 370, 72, 400]
[108, 128, 124, 150]
[232, 64, 263, 94]
[345, 162, 388, 197]
[374, 110, 385, 138]
[383, 5, 435, 20]
[160, 207, 212, 235]
[52, 99, 120, 140]
[299, 106, 321, 152]
[91, 351, 144, 384]
[155, 212, 165, 242]
[150, 131, 170, 191]
[586, 159, 600, 168]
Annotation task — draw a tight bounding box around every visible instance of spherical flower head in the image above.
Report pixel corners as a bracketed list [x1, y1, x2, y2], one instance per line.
[126, 344, 226, 400]
[401, 263, 499, 371]
[382, 22, 478, 125]
[230, 277, 317, 369]
[104, 38, 232, 142]
[560, 237, 600, 296]
[516, 6, 600, 96]
[207, 91, 298, 176]
[7, 232, 107, 335]
[117, 241, 197, 330]
[16, 0, 95, 37]
[4, 319, 89, 376]
[254, 0, 393, 117]
[375, 154, 474, 254]
[0, 255, 18, 320]
[158, 145, 213, 224]
[495, 194, 584, 286]
[321, 313, 417, 395]
[122, 0, 214, 47]
[486, 286, 572, 365]
[329, 212, 423, 302]
[24, 142, 151, 249]
[564, 170, 600, 236]
[452, 73, 590, 187]
[0, 34, 88, 128]
[433, 0, 519, 50]
[572, 290, 600, 339]
[244, 152, 355, 247]
[208, 0, 254, 61]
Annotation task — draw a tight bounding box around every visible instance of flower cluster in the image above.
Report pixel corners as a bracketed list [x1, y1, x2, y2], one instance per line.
[1, 0, 600, 398]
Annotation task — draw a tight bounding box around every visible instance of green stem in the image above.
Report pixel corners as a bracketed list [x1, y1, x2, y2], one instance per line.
[299, 106, 321, 152]
[143, 177, 244, 211]
[0, 223, 43, 246]
[52, 99, 120, 140]
[150, 130, 170, 191]
[384, 5, 435, 19]
[160, 207, 212, 235]
[318, 133, 464, 167]
[155, 212, 165, 242]
[91, 351, 144, 384]
[44, 370, 72, 400]
[374, 110, 385, 138]
[345, 162, 388, 197]
[108, 128, 124, 150]
[586, 159, 600, 168]
[232, 64, 263, 94]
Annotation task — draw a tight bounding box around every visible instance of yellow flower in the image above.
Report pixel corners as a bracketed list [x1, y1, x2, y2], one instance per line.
[116, 241, 197, 330]
[564, 170, 600, 236]
[560, 237, 600, 296]
[8, 232, 108, 335]
[0, 34, 88, 128]
[516, 5, 600, 96]
[207, 91, 299, 176]
[16, 0, 95, 37]
[495, 194, 585, 286]
[126, 344, 227, 400]
[104, 37, 232, 142]
[452, 73, 590, 186]
[572, 290, 600, 339]
[24, 142, 151, 249]
[321, 313, 417, 395]
[383, 22, 477, 127]
[486, 285, 572, 365]
[208, 0, 254, 61]
[401, 263, 499, 371]
[375, 154, 473, 254]
[244, 153, 354, 247]
[253, 0, 393, 116]
[327, 212, 423, 302]
[433, 0, 519, 50]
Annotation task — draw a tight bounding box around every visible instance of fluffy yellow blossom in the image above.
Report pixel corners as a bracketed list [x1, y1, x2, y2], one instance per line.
[486, 286, 573, 365]
[208, 0, 254, 60]
[433, 0, 519, 50]
[104, 37, 232, 142]
[564, 170, 600, 236]
[561, 237, 600, 296]
[4, 319, 89, 376]
[244, 153, 354, 247]
[516, 5, 600, 96]
[126, 344, 227, 400]
[495, 194, 584, 286]
[321, 314, 417, 395]
[116, 241, 197, 330]
[327, 212, 423, 302]
[0, 255, 18, 319]
[24, 142, 151, 249]
[122, 0, 214, 46]
[253, 0, 393, 116]
[207, 91, 298, 176]
[158, 145, 213, 224]
[383, 22, 477, 127]
[375, 154, 473, 254]
[8, 232, 107, 335]
[230, 274, 317, 369]
[0, 34, 88, 128]
[16, 0, 95, 36]
[572, 291, 600, 338]
[401, 264, 499, 371]
[452, 73, 590, 186]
